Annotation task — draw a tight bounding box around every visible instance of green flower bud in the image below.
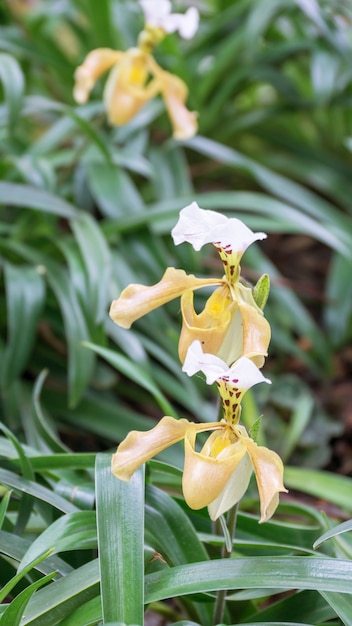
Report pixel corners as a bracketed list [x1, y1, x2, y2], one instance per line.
[253, 273, 270, 310]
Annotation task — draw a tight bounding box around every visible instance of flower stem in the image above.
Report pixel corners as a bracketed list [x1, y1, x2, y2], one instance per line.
[212, 502, 239, 625]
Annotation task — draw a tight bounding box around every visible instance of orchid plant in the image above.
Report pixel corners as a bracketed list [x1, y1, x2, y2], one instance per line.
[73, 0, 198, 138]
[110, 203, 286, 524]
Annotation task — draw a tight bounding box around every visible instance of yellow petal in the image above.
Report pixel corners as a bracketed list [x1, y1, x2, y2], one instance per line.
[240, 302, 271, 368]
[162, 76, 198, 139]
[178, 287, 234, 362]
[112, 416, 190, 481]
[109, 267, 221, 329]
[112, 416, 219, 481]
[244, 437, 287, 523]
[216, 301, 271, 367]
[162, 74, 198, 140]
[103, 48, 160, 125]
[148, 57, 197, 139]
[208, 452, 252, 521]
[182, 427, 247, 510]
[73, 48, 123, 104]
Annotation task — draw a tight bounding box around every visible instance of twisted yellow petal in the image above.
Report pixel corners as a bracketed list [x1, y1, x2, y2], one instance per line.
[239, 302, 271, 367]
[110, 267, 222, 329]
[112, 416, 189, 481]
[111, 416, 219, 481]
[148, 57, 198, 139]
[160, 73, 198, 139]
[244, 437, 287, 523]
[73, 48, 123, 104]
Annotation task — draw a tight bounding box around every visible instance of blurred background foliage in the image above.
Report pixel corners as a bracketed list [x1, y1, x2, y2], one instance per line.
[1, 0, 351, 462]
[1, 0, 352, 623]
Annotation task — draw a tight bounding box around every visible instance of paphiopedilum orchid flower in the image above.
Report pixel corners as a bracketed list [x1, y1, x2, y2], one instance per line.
[73, 2, 198, 138]
[110, 203, 271, 366]
[140, 0, 199, 39]
[112, 344, 287, 522]
[73, 48, 197, 139]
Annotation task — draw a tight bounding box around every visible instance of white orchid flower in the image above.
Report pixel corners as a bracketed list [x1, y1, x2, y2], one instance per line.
[140, 0, 199, 39]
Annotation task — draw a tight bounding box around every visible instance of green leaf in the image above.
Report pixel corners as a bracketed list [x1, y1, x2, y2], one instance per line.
[320, 591, 352, 625]
[32, 370, 69, 453]
[0, 550, 53, 604]
[87, 163, 145, 218]
[0, 468, 78, 514]
[285, 467, 352, 513]
[0, 529, 73, 577]
[0, 489, 11, 530]
[84, 0, 114, 48]
[145, 485, 209, 567]
[21, 560, 100, 626]
[58, 596, 102, 626]
[43, 261, 95, 407]
[0, 53, 25, 133]
[245, 588, 335, 623]
[19, 511, 97, 573]
[84, 342, 176, 416]
[280, 392, 314, 462]
[70, 212, 111, 324]
[313, 518, 352, 550]
[145, 557, 352, 602]
[0, 240, 96, 406]
[0, 572, 56, 626]
[2, 263, 45, 388]
[324, 253, 352, 347]
[96, 454, 144, 625]
[0, 183, 78, 218]
[19, 453, 96, 471]
[0, 423, 35, 533]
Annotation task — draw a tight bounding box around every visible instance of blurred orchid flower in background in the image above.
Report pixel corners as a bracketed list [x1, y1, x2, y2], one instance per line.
[112, 341, 286, 522]
[110, 203, 271, 366]
[73, 1, 198, 138]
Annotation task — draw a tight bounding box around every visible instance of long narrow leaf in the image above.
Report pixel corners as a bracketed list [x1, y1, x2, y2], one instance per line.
[96, 454, 144, 625]
[19, 512, 97, 573]
[0, 53, 24, 133]
[320, 591, 352, 625]
[0, 183, 78, 218]
[84, 342, 176, 416]
[0, 572, 56, 626]
[0, 468, 78, 514]
[313, 519, 352, 549]
[21, 560, 100, 626]
[285, 467, 352, 513]
[145, 557, 352, 602]
[2, 263, 45, 388]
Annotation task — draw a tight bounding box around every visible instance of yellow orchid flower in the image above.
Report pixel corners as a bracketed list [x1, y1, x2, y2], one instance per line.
[112, 344, 287, 522]
[110, 203, 271, 366]
[73, 2, 198, 138]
